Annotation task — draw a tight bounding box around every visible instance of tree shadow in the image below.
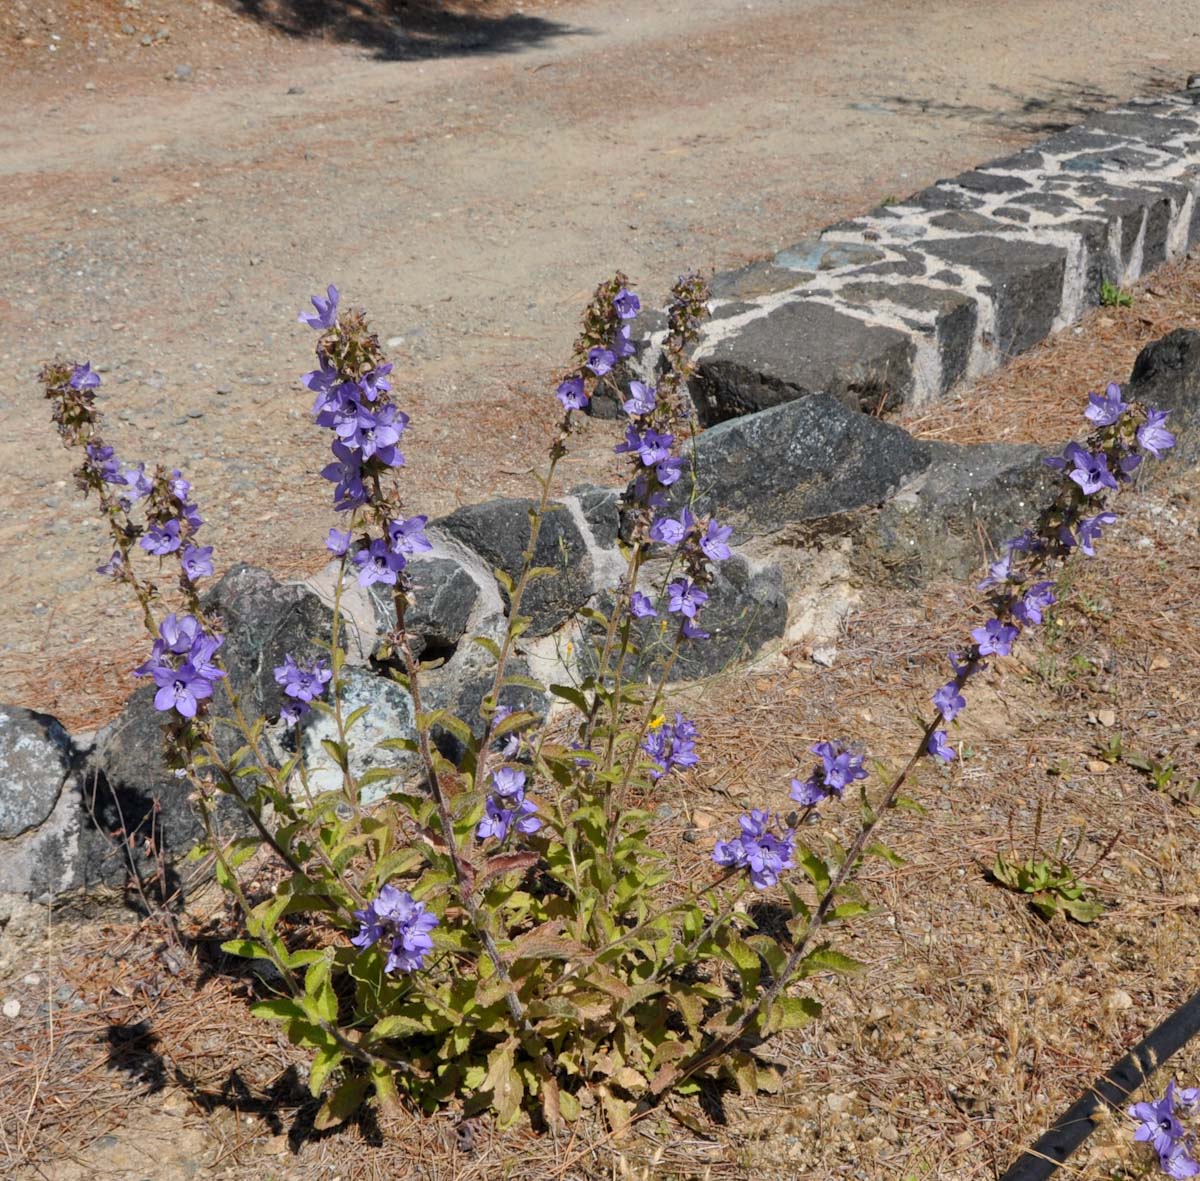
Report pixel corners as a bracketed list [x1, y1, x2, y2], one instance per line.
[221, 0, 581, 61]
[869, 71, 1182, 135]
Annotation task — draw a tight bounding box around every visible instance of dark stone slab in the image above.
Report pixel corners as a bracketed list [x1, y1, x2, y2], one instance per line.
[370, 555, 479, 661]
[0, 706, 72, 839]
[689, 300, 916, 423]
[864, 441, 1057, 585]
[930, 210, 1017, 233]
[983, 149, 1047, 173]
[1006, 192, 1084, 215]
[922, 235, 1067, 358]
[910, 184, 985, 212]
[1062, 147, 1162, 174]
[1040, 127, 1128, 157]
[0, 706, 81, 898]
[437, 498, 593, 636]
[573, 484, 622, 550]
[992, 206, 1033, 224]
[203, 564, 333, 719]
[711, 258, 810, 299]
[85, 685, 258, 894]
[1088, 109, 1198, 146]
[839, 281, 978, 394]
[1125, 328, 1200, 468]
[953, 170, 1032, 195]
[772, 239, 888, 272]
[621, 555, 788, 681]
[656, 393, 933, 538]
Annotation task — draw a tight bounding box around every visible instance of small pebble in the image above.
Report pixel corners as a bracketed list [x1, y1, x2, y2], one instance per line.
[2, 999, 21, 1019]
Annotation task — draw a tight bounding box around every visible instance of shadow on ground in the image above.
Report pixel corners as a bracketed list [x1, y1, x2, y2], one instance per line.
[221, 0, 580, 60]
[869, 71, 1182, 135]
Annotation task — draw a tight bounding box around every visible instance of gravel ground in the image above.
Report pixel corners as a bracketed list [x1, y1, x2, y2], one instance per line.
[5, 0, 1200, 727]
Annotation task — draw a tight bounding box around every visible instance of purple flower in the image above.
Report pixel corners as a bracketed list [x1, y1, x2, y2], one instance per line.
[971, 619, 1019, 657]
[623, 381, 656, 416]
[613, 287, 641, 320]
[933, 682, 965, 721]
[655, 456, 685, 486]
[188, 633, 225, 684]
[298, 284, 339, 330]
[1084, 382, 1129, 426]
[615, 425, 674, 467]
[96, 551, 124, 577]
[70, 361, 101, 390]
[681, 617, 710, 641]
[1130, 1080, 1188, 1157]
[649, 508, 693, 546]
[181, 545, 214, 581]
[949, 649, 980, 679]
[927, 730, 955, 763]
[353, 538, 407, 587]
[273, 655, 332, 703]
[320, 441, 367, 510]
[612, 325, 636, 359]
[556, 375, 587, 410]
[1161, 1140, 1200, 1179]
[629, 591, 657, 618]
[387, 515, 432, 557]
[1117, 451, 1142, 481]
[120, 464, 153, 506]
[141, 520, 182, 556]
[666, 578, 707, 618]
[85, 443, 123, 484]
[491, 767, 526, 798]
[150, 662, 213, 719]
[700, 519, 733, 562]
[977, 551, 1015, 591]
[280, 701, 309, 726]
[361, 363, 393, 401]
[1068, 447, 1119, 497]
[326, 528, 351, 556]
[350, 884, 439, 974]
[811, 741, 869, 793]
[476, 794, 541, 842]
[713, 811, 795, 890]
[586, 346, 616, 376]
[302, 359, 339, 398]
[349, 405, 407, 465]
[1078, 511, 1117, 557]
[168, 470, 191, 501]
[1138, 408, 1177, 459]
[490, 705, 522, 759]
[1012, 581, 1056, 626]
[641, 713, 699, 779]
[159, 613, 202, 655]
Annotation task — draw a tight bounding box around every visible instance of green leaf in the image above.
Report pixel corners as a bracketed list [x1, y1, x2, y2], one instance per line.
[800, 946, 865, 976]
[762, 995, 822, 1034]
[483, 1041, 523, 1128]
[313, 1072, 369, 1131]
[249, 997, 306, 1022]
[320, 739, 349, 772]
[558, 1088, 581, 1122]
[549, 683, 591, 713]
[308, 1046, 343, 1098]
[797, 845, 831, 893]
[493, 568, 515, 594]
[221, 938, 270, 961]
[500, 675, 546, 695]
[371, 1013, 432, 1039]
[865, 841, 906, 868]
[471, 635, 502, 660]
[305, 958, 338, 1024]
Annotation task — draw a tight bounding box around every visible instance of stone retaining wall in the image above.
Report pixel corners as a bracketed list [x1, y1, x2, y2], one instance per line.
[8, 86, 1200, 901]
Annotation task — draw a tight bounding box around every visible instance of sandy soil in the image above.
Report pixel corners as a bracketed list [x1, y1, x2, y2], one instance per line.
[3, 0, 1200, 727]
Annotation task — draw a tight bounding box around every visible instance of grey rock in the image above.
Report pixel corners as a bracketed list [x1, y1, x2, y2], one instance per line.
[172, 63, 193, 81]
[202, 564, 334, 719]
[711, 258, 808, 298]
[953, 170, 1031, 195]
[0, 707, 81, 898]
[437, 498, 593, 636]
[922, 235, 1067, 358]
[910, 184, 985, 212]
[573, 484, 622, 551]
[301, 667, 418, 804]
[85, 685, 258, 894]
[865, 441, 1056, 585]
[690, 300, 916, 423]
[370, 555, 479, 661]
[657, 393, 933, 539]
[0, 707, 72, 839]
[1125, 328, 1200, 468]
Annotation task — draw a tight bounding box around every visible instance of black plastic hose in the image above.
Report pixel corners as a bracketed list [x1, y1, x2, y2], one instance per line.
[999, 988, 1200, 1180]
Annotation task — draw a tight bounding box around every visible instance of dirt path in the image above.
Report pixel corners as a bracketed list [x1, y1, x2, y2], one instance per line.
[3, 0, 1199, 727]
